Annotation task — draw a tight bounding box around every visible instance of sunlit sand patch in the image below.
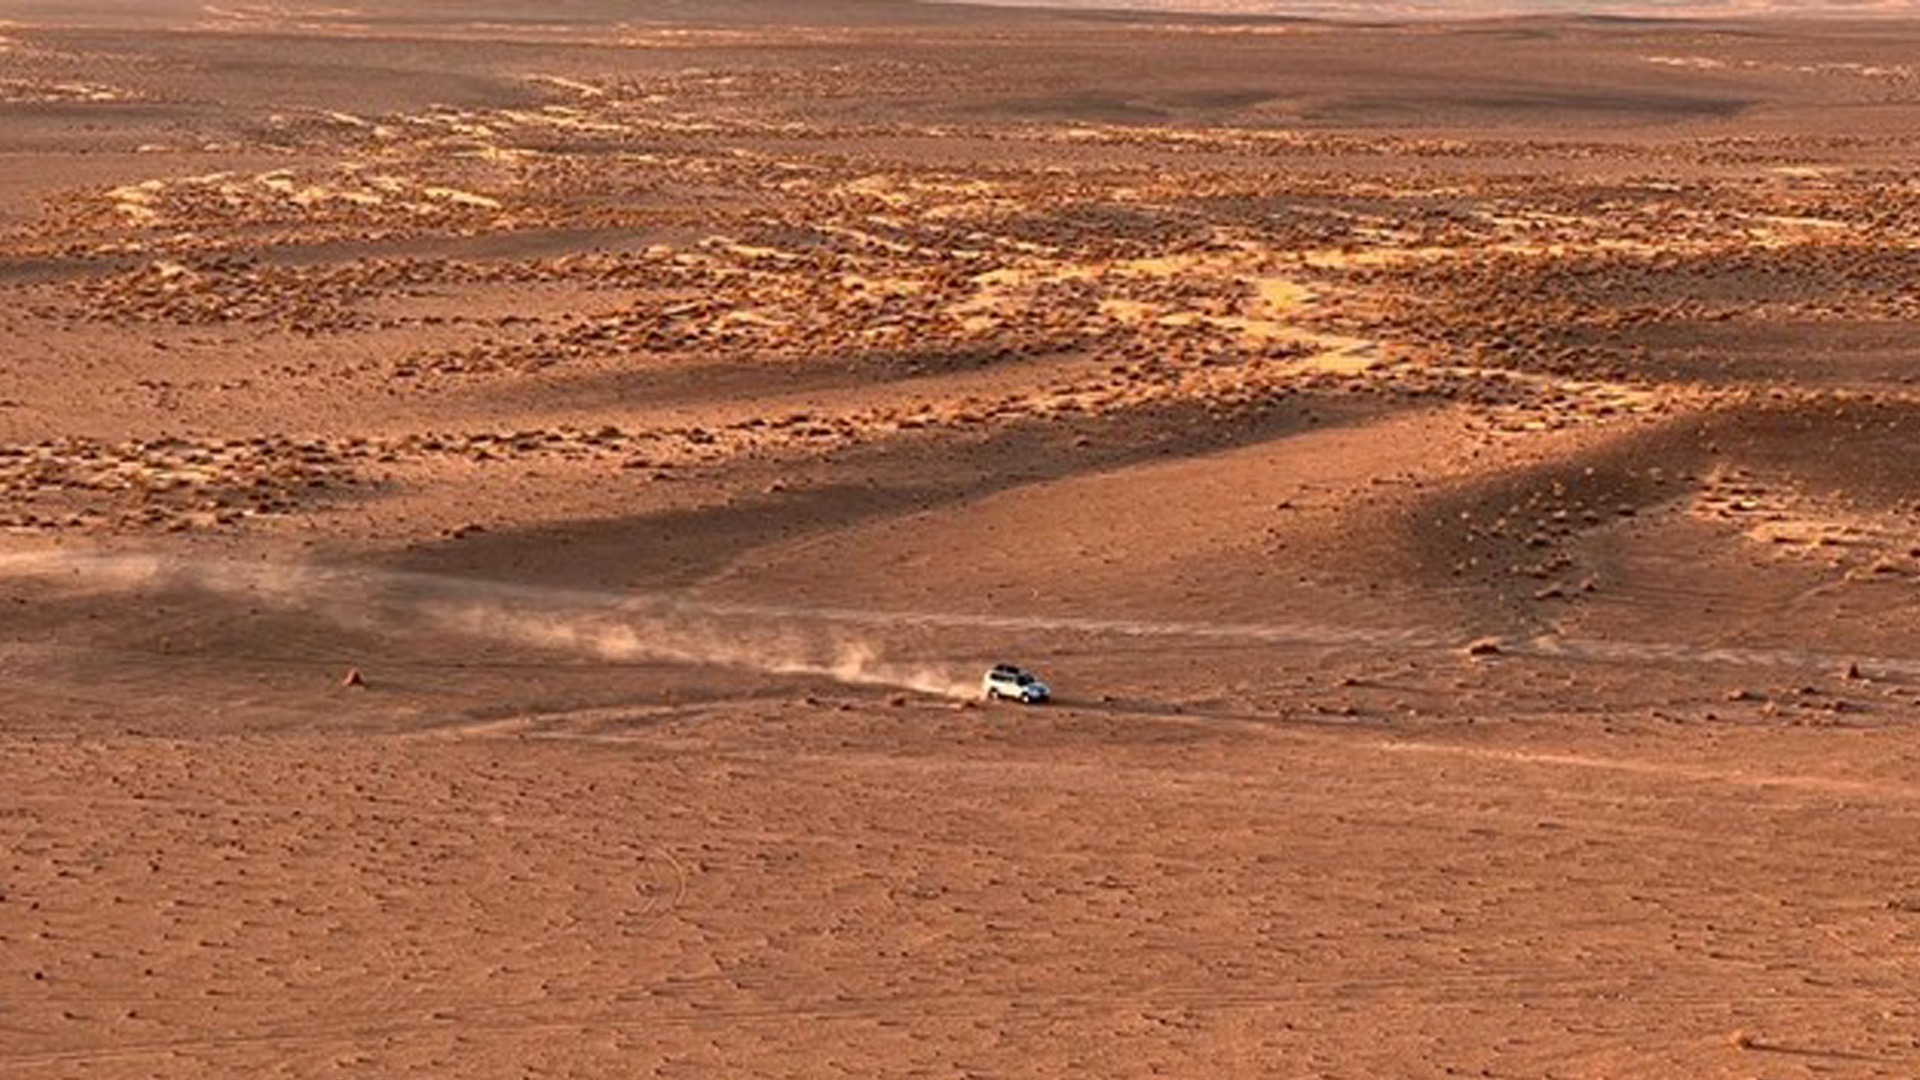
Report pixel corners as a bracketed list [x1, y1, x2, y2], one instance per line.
[106, 181, 164, 223]
[829, 174, 1012, 216]
[0, 79, 135, 103]
[1645, 54, 1911, 82]
[420, 187, 502, 210]
[841, 274, 928, 298]
[468, 145, 537, 164]
[1300, 245, 1457, 271]
[839, 176, 917, 211]
[194, 3, 362, 34]
[405, 108, 499, 141]
[1285, 196, 1819, 268]
[199, 4, 366, 26]
[1644, 55, 1727, 70]
[702, 237, 803, 264]
[92, 166, 503, 231]
[809, 222, 923, 256]
[1298, 230, 1683, 271]
[720, 310, 787, 330]
[1747, 215, 1853, 246]
[289, 184, 380, 208]
[970, 264, 1092, 291]
[607, 28, 863, 51]
[495, 108, 632, 136]
[1096, 298, 1155, 323]
[1128, 22, 1324, 37]
[316, 110, 398, 139]
[1789, 61, 1916, 81]
[1256, 278, 1316, 313]
[1297, 338, 1381, 377]
[1477, 208, 1587, 233]
[1031, 122, 1480, 161]
[529, 74, 605, 98]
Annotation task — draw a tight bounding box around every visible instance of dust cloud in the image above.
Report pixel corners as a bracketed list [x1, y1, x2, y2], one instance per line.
[0, 551, 977, 699]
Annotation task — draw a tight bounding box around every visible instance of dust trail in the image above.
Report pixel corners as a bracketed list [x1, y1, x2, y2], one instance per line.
[0, 551, 977, 699]
[6, 550, 1919, 690]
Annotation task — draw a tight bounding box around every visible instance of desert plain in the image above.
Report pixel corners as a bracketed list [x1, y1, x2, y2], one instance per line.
[4, 2, 1920, 1077]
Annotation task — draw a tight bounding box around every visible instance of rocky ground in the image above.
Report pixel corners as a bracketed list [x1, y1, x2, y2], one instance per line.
[3, 3, 1920, 1078]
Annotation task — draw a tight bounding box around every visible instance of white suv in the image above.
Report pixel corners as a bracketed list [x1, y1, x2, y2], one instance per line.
[982, 664, 1051, 704]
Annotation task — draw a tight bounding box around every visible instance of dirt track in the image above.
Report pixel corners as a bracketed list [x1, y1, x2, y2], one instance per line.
[4, 2, 1920, 1077]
